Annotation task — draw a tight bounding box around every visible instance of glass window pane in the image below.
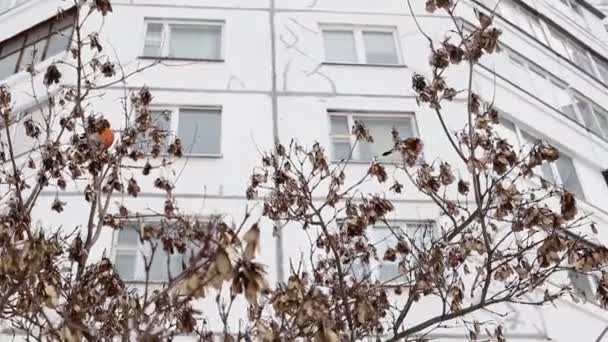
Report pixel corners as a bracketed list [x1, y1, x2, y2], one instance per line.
[114, 252, 137, 281]
[575, 97, 601, 135]
[46, 27, 72, 58]
[362, 31, 399, 64]
[507, 53, 532, 88]
[546, 29, 569, 57]
[26, 24, 51, 45]
[0, 52, 19, 79]
[521, 131, 554, 180]
[1, 35, 24, 57]
[143, 23, 163, 57]
[496, 118, 520, 147]
[117, 226, 139, 247]
[556, 155, 585, 200]
[330, 115, 348, 135]
[332, 141, 352, 160]
[529, 67, 555, 105]
[177, 109, 221, 155]
[549, 82, 577, 122]
[355, 116, 413, 161]
[169, 24, 221, 60]
[147, 247, 170, 282]
[569, 271, 594, 301]
[593, 106, 608, 139]
[137, 110, 171, 153]
[20, 39, 47, 68]
[528, 18, 548, 45]
[572, 49, 595, 75]
[593, 56, 608, 84]
[323, 30, 357, 63]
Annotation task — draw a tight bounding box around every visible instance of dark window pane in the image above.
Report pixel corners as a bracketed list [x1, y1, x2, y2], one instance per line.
[0, 35, 24, 57]
[20, 39, 47, 68]
[0, 52, 19, 79]
[46, 27, 72, 58]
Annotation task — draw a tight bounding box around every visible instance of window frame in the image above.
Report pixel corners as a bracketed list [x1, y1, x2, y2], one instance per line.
[505, 49, 608, 141]
[356, 220, 437, 285]
[145, 105, 223, 158]
[320, 24, 403, 66]
[140, 18, 225, 61]
[499, 117, 586, 200]
[111, 221, 200, 283]
[327, 110, 418, 163]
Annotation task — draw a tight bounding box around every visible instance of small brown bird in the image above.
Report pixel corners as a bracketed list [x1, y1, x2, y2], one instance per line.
[89, 125, 115, 150]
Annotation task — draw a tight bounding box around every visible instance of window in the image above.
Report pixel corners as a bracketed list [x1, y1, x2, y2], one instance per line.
[145, 107, 222, 156]
[0, 8, 75, 79]
[371, 221, 436, 284]
[113, 222, 196, 282]
[136, 109, 171, 153]
[142, 19, 223, 60]
[322, 26, 401, 65]
[497, 1, 549, 46]
[569, 270, 595, 302]
[329, 111, 417, 161]
[506, 50, 608, 140]
[556, 0, 589, 29]
[491, 0, 608, 83]
[499, 117, 586, 199]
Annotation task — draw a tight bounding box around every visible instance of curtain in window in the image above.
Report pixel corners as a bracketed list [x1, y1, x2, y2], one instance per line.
[323, 30, 357, 63]
[177, 109, 221, 155]
[169, 24, 221, 60]
[362, 31, 398, 64]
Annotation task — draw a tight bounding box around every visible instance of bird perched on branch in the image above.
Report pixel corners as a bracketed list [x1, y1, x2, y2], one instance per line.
[88, 123, 115, 150]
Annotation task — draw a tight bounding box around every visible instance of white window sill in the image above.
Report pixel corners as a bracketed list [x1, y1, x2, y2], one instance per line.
[322, 62, 407, 68]
[330, 159, 424, 166]
[138, 56, 225, 63]
[183, 153, 223, 159]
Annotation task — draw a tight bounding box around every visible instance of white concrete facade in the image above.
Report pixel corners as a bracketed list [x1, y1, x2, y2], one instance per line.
[1, 0, 608, 340]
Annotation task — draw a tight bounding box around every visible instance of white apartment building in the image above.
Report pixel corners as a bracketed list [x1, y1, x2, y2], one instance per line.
[1, 0, 608, 340]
